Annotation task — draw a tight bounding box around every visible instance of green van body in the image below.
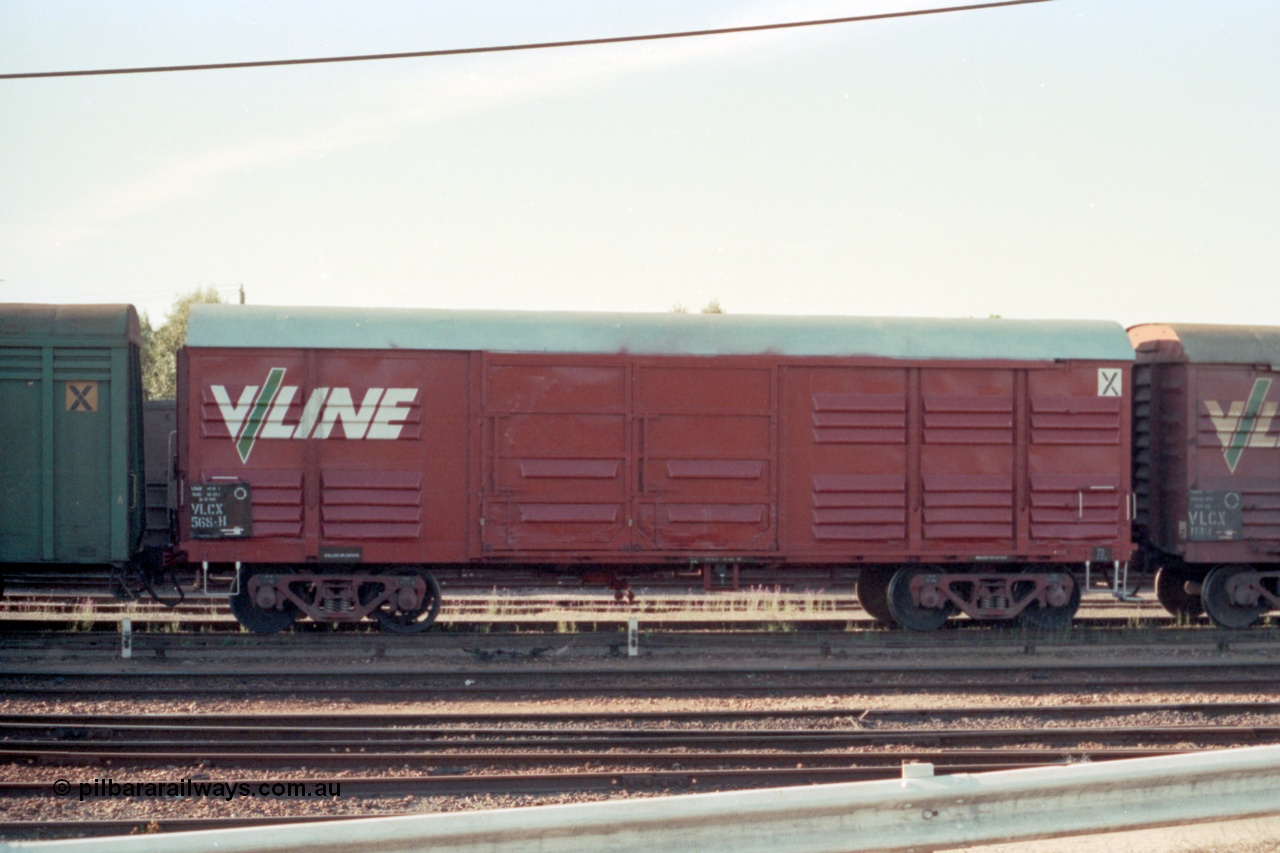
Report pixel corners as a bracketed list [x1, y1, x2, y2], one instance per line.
[0, 304, 146, 565]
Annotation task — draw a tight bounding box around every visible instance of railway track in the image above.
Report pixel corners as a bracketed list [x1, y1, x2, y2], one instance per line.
[4, 703, 1278, 760]
[0, 590, 1202, 635]
[5, 702, 1278, 841]
[0, 758, 1191, 801]
[4, 658, 1280, 700]
[5, 626, 1279, 841]
[3, 614, 1276, 663]
[0, 815, 360, 842]
[0, 590, 1153, 613]
[4, 628, 1273, 661]
[10, 701, 1278, 728]
[0, 739, 1199, 845]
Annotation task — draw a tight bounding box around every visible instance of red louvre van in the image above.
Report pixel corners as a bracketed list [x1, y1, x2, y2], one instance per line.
[180, 305, 1135, 632]
[1130, 323, 1280, 628]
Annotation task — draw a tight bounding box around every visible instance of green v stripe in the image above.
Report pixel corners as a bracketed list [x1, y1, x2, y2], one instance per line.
[1224, 378, 1271, 473]
[236, 368, 286, 463]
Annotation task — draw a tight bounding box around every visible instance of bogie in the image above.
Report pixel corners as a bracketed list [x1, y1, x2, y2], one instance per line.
[226, 565, 443, 633]
[1202, 565, 1268, 630]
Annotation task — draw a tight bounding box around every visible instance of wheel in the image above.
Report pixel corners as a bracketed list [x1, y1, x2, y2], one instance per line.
[1018, 571, 1082, 631]
[887, 568, 950, 631]
[1202, 565, 1264, 629]
[1155, 565, 1203, 619]
[856, 568, 895, 624]
[367, 566, 442, 634]
[229, 567, 299, 634]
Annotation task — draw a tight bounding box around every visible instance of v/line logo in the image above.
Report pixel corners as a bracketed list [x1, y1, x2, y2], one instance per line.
[1205, 378, 1277, 474]
[213, 368, 420, 463]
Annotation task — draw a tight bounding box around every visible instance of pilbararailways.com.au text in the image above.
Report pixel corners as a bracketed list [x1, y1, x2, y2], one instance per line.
[54, 778, 341, 802]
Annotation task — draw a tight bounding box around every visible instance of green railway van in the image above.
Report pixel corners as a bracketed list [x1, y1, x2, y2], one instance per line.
[0, 304, 146, 567]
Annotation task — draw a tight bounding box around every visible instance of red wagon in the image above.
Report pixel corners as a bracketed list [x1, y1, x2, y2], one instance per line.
[1129, 323, 1280, 627]
[179, 306, 1135, 632]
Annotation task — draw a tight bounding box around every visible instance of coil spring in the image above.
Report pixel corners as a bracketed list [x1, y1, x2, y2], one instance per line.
[323, 593, 355, 613]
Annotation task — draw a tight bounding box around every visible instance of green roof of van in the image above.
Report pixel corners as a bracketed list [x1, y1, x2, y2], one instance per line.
[0, 303, 141, 346]
[1128, 323, 1280, 366]
[188, 304, 1136, 362]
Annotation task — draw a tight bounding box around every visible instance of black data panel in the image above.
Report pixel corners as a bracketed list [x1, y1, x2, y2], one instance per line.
[1187, 490, 1242, 542]
[188, 482, 253, 539]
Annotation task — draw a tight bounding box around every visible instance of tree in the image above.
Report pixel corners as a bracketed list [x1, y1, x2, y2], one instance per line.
[671, 299, 725, 314]
[142, 286, 224, 400]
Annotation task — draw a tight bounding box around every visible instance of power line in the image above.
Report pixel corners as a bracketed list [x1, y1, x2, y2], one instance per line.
[2, 0, 1053, 81]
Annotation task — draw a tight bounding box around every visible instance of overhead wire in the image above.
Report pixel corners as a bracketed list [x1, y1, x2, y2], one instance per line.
[1, 0, 1053, 81]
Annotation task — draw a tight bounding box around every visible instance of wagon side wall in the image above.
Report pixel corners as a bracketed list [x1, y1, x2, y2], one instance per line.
[779, 358, 1133, 565]
[180, 345, 1133, 569]
[1130, 323, 1280, 566]
[178, 347, 471, 566]
[1180, 363, 1280, 563]
[0, 304, 145, 565]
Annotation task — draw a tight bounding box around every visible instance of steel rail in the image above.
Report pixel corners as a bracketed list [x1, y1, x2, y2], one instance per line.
[2, 626, 1271, 658]
[4, 657, 1280, 675]
[0, 747, 1180, 772]
[0, 815, 361, 841]
[0, 700, 1272, 728]
[1, 682, 1277, 699]
[0, 759, 1168, 802]
[0, 617, 1195, 635]
[3, 663, 1280, 699]
[0, 592, 1149, 611]
[4, 726, 1277, 758]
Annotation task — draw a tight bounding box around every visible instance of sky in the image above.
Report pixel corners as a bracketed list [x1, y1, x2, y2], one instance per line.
[1, 0, 1277, 328]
